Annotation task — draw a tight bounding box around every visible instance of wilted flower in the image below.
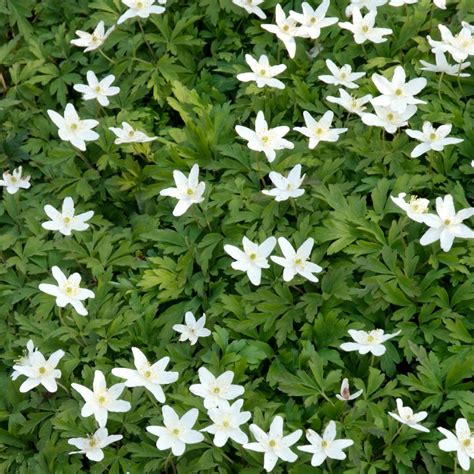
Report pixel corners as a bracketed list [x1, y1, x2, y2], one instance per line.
[336, 378, 363, 401]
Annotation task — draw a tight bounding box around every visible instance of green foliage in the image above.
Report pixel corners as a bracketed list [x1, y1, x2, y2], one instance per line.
[0, 0, 473, 472]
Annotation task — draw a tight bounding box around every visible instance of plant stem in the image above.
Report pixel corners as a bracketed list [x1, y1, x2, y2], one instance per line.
[57, 381, 70, 394]
[138, 20, 156, 61]
[98, 49, 115, 65]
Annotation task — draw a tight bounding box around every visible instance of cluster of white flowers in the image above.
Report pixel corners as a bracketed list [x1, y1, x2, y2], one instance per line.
[4, 0, 474, 471]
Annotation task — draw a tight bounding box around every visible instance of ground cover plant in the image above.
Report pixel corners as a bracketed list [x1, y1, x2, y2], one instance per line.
[0, 0, 474, 472]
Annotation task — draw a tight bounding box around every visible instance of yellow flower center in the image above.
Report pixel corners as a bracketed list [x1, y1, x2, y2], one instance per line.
[463, 439, 471, 447]
[98, 395, 106, 404]
[429, 132, 437, 140]
[223, 420, 230, 428]
[11, 176, 17, 183]
[213, 387, 220, 394]
[63, 217, 71, 224]
[71, 123, 78, 131]
[367, 335, 375, 343]
[249, 253, 257, 260]
[395, 88, 402, 96]
[315, 127, 323, 136]
[444, 218, 451, 225]
[39, 367, 46, 374]
[128, 130, 135, 137]
[340, 72, 347, 79]
[173, 428, 180, 435]
[310, 17, 317, 24]
[322, 440, 328, 448]
[89, 437, 97, 447]
[295, 258, 302, 265]
[269, 439, 276, 448]
[259, 69, 267, 76]
[95, 86, 102, 93]
[137, 1, 144, 8]
[261, 135, 270, 143]
[362, 25, 369, 33]
[282, 25, 289, 32]
[91, 35, 98, 43]
[186, 188, 194, 196]
[387, 113, 394, 121]
[65, 286, 73, 295]
[144, 370, 152, 378]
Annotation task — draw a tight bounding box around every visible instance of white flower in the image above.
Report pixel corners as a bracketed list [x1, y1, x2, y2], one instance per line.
[336, 378, 363, 401]
[159, 164, 205, 217]
[388, 398, 429, 432]
[438, 418, 474, 471]
[389, 0, 417, 6]
[189, 367, 244, 410]
[11, 340, 36, 381]
[12, 344, 64, 393]
[42, 197, 94, 236]
[338, 8, 392, 44]
[68, 428, 123, 462]
[73, 71, 120, 107]
[271, 237, 323, 283]
[428, 24, 474, 63]
[201, 399, 251, 447]
[298, 421, 354, 467]
[262, 164, 305, 202]
[262, 5, 299, 58]
[71, 21, 115, 52]
[390, 192, 430, 223]
[371, 66, 426, 113]
[108, 121, 157, 145]
[405, 122, 463, 158]
[361, 104, 417, 134]
[111, 347, 178, 402]
[235, 111, 294, 163]
[224, 236, 276, 286]
[326, 89, 373, 116]
[117, 0, 166, 25]
[71, 370, 131, 428]
[289, 1, 338, 40]
[243, 415, 302, 472]
[147, 406, 204, 456]
[418, 195, 474, 252]
[47, 104, 99, 151]
[419, 52, 471, 77]
[345, 0, 388, 17]
[39, 266, 95, 316]
[172, 311, 211, 345]
[318, 60, 365, 89]
[0, 166, 31, 194]
[433, 0, 446, 8]
[294, 110, 347, 149]
[232, 0, 266, 19]
[236, 54, 287, 89]
[340, 328, 401, 356]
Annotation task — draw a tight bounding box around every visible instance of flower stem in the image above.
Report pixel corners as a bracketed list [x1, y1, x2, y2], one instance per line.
[57, 381, 70, 394]
[388, 425, 403, 445]
[138, 20, 156, 61]
[98, 48, 115, 65]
